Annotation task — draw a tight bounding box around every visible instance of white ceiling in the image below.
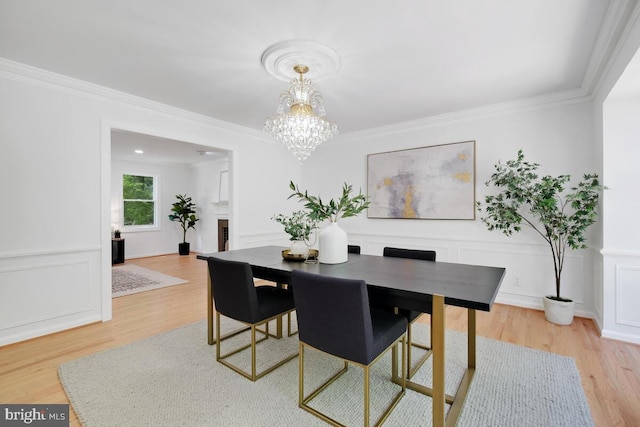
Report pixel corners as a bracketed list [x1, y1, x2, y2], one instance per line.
[111, 130, 226, 166]
[0, 0, 636, 162]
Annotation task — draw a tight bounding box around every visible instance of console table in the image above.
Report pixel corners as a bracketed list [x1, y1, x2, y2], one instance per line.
[111, 238, 125, 264]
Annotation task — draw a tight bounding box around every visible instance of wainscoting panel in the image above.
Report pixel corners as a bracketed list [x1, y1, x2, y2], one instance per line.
[346, 232, 593, 316]
[615, 265, 640, 327]
[460, 245, 585, 298]
[237, 231, 595, 317]
[0, 248, 102, 345]
[600, 251, 640, 344]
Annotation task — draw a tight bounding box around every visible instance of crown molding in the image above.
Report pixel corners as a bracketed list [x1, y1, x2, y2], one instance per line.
[332, 87, 592, 143]
[582, 0, 640, 95]
[591, 0, 640, 99]
[0, 57, 266, 140]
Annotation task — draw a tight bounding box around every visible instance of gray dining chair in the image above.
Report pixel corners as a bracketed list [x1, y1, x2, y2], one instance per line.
[291, 270, 406, 427]
[383, 246, 436, 379]
[208, 257, 297, 381]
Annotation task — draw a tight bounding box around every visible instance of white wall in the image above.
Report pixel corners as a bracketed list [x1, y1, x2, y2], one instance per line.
[0, 59, 295, 345]
[304, 101, 600, 316]
[234, 140, 306, 249]
[593, 4, 640, 344]
[603, 97, 640, 249]
[601, 91, 640, 344]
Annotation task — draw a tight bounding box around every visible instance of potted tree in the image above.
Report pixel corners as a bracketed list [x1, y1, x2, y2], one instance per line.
[168, 194, 200, 255]
[288, 181, 370, 264]
[476, 150, 602, 325]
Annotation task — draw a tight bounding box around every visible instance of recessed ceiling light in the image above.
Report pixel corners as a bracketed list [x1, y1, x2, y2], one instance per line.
[134, 149, 144, 154]
[197, 150, 217, 156]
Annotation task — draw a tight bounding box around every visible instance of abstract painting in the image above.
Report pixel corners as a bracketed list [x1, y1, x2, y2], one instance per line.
[367, 141, 475, 219]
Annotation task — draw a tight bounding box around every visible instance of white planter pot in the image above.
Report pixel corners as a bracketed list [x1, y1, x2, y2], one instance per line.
[543, 296, 575, 325]
[289, 239, 308, 255]
[318, 221, 348, 264]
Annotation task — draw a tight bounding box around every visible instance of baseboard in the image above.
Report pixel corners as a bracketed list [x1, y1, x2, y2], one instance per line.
[125, 250, 182, 260]
[0, 314, 102, 346]
[495, 293, 594, 319]
[601, 329, 640, 345]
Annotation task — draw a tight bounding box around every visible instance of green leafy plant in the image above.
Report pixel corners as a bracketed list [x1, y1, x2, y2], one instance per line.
[272, 210, 314, 241]
[168, 194, 200, 244]
[288, 181, 370, 223]
[476, 150, 602, 301]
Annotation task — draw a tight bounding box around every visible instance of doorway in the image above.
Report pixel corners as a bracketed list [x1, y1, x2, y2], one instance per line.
[101, 123, 232, 321]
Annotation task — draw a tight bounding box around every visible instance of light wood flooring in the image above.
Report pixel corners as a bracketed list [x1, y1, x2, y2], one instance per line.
[1, 253, 639, 426]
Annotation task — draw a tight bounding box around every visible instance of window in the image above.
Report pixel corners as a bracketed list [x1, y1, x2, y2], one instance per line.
[122, 174, 157, 228]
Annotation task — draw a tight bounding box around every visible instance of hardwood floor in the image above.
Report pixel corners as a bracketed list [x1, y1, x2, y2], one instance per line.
[1, 253, 639, 426]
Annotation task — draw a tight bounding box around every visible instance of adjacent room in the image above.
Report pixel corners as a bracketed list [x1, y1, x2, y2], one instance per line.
[1, 1, 639, 426]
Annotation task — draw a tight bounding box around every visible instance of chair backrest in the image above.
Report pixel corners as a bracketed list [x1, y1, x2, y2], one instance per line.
[383, 246, 436, 262]
[292, 270, 374, 364]
[208, 257, 260, 323]
[347, 245, 361, 254]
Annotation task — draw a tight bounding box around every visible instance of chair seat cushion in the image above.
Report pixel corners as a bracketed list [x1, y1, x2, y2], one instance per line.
[255, 286, 295, 322]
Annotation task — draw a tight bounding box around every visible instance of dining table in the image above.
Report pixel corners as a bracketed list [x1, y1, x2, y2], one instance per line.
[198, 245, 505, 427]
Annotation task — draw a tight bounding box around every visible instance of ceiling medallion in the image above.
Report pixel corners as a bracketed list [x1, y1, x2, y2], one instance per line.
[261, 40, 340, 82]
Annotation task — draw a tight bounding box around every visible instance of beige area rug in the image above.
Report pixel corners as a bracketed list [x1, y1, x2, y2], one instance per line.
[58, 318, 594, 426]
[111, 264, 188, 298]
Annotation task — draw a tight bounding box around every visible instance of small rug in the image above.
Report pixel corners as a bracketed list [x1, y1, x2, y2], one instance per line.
[111, 264, 188, 298]
[58, 319, 594, 426]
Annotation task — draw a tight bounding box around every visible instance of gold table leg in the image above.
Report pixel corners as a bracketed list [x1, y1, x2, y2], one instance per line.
[445, 308, 476, 425]
[432, 294, 445, 427]
[397, 299, 477, 427]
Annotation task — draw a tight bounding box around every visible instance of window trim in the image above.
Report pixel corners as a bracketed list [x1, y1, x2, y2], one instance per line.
[121, 172, 160, 231]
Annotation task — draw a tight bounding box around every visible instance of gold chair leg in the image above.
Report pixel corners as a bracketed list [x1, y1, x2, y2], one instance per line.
[251, 325, 257, 380]
[299, 335, 406, 427]
[392, 339, 399, 382]
[208, 273, 214, 345]
[407, 322, 413, 376]
[276, 315, 283, 338]
[298, 341, 304, 406]
[364, 365, 370, 427]
[287, 311, 298, 337]
[215, 312, 221, 360]
[407, 317, 433, 379]
[215, 311, 298, 382]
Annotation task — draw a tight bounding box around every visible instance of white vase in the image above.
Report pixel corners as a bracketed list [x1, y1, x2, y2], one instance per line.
[318, 221, 348, 264]
[289, 239, 308, 255]
[543, 296, 575, 325]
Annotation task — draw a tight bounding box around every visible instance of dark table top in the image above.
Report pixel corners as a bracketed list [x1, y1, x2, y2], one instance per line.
[198, 245, 505, 312]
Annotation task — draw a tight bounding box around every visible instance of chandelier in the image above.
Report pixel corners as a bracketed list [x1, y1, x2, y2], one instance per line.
[264, 65, 338, 161]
